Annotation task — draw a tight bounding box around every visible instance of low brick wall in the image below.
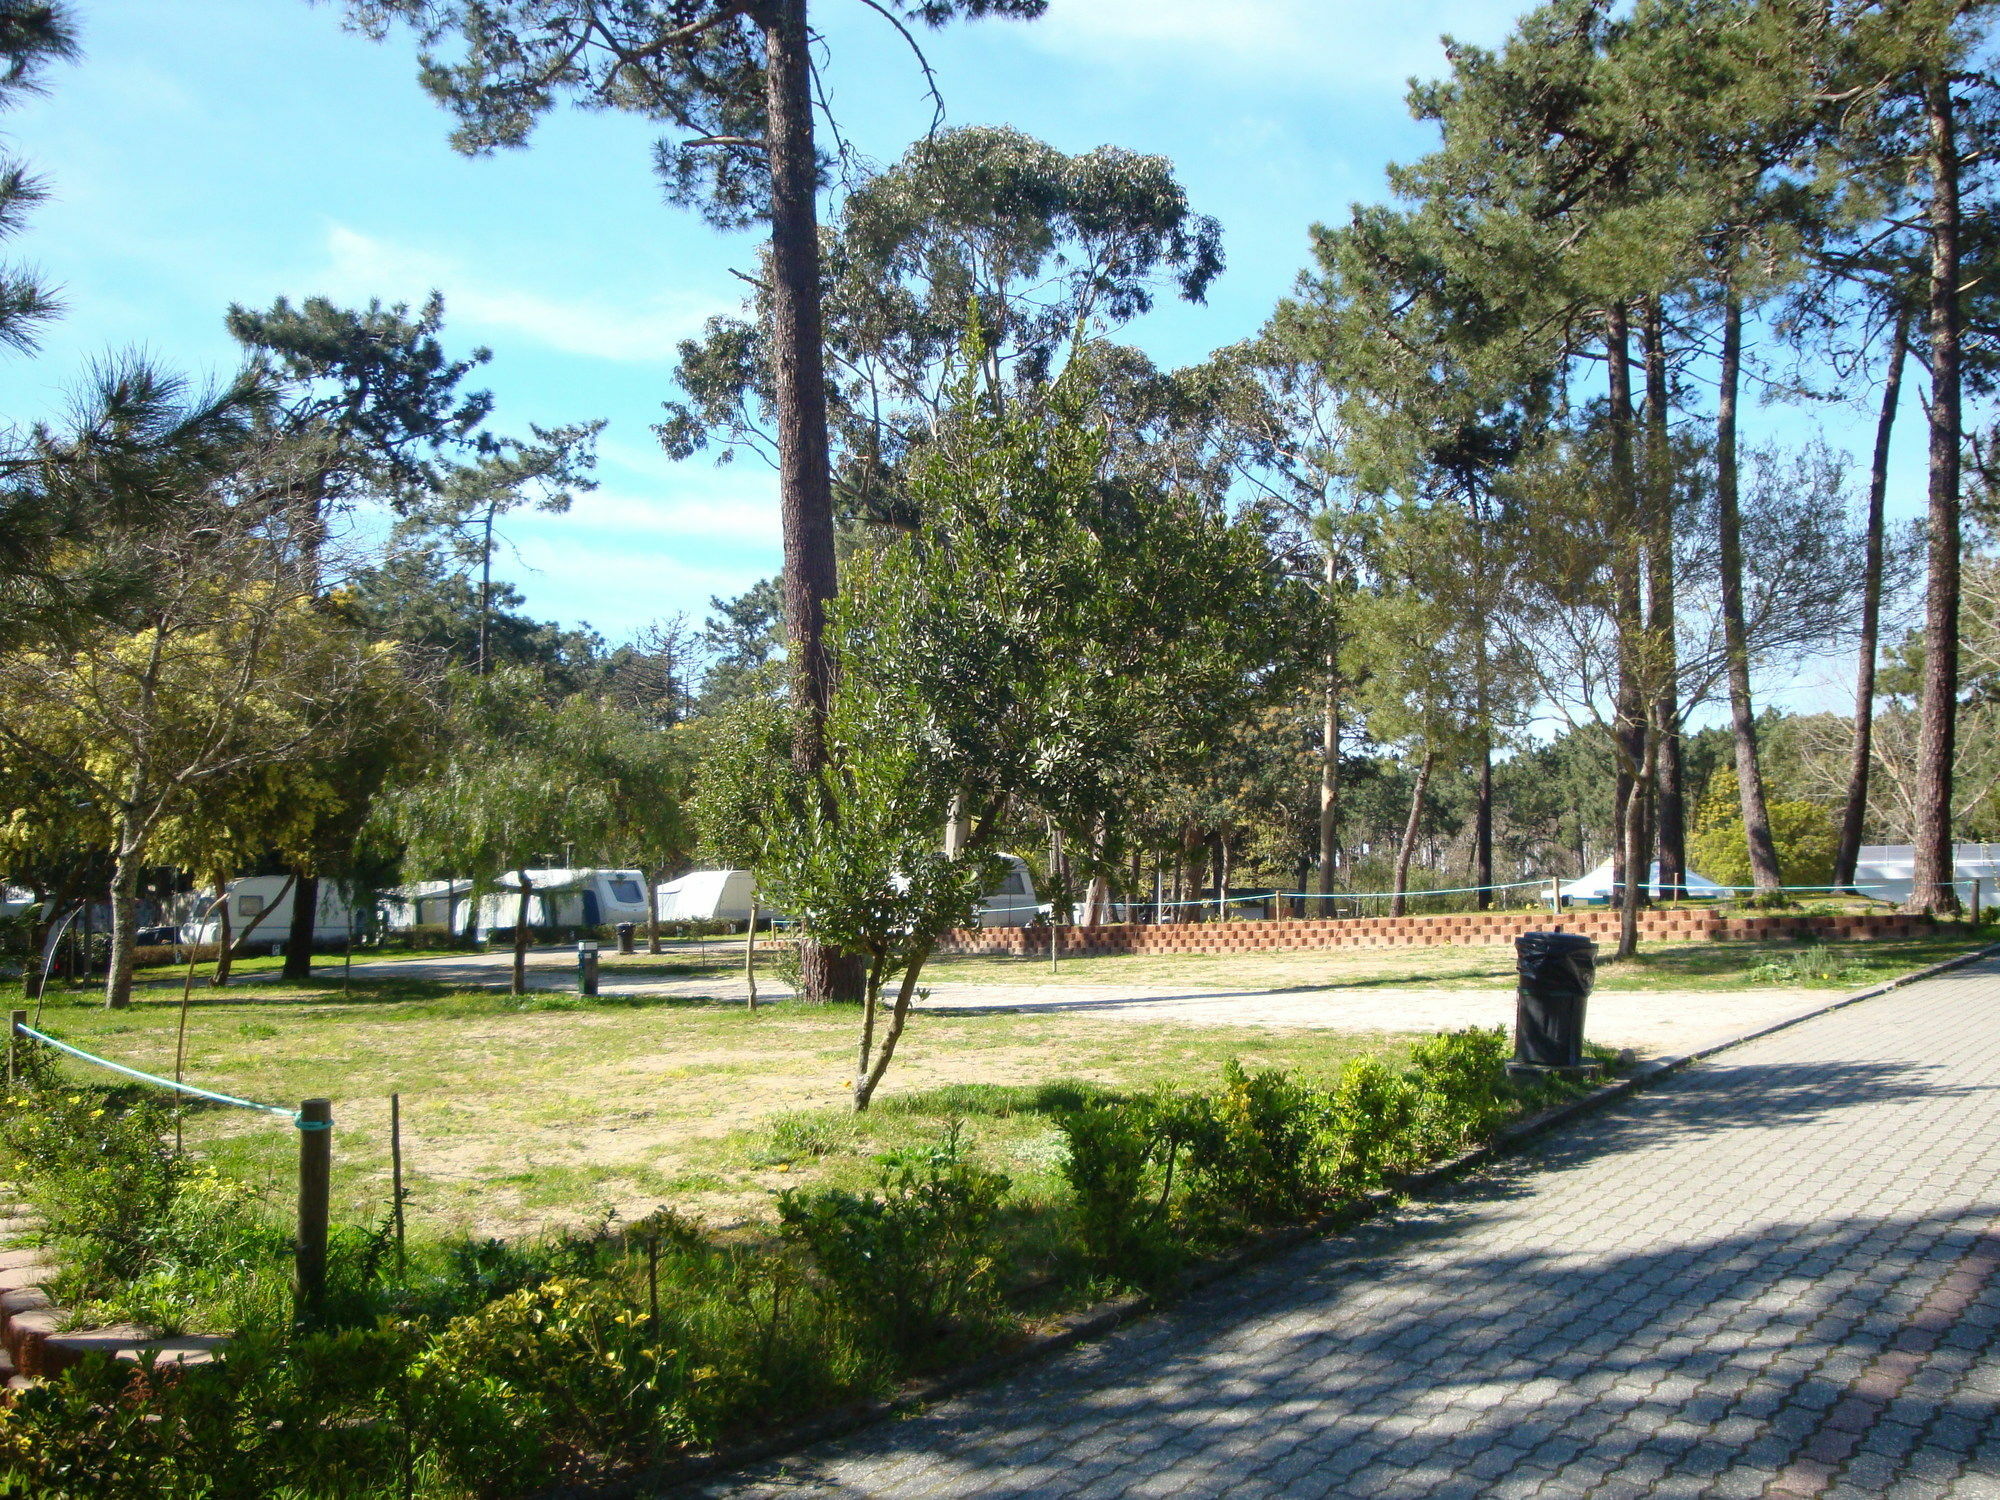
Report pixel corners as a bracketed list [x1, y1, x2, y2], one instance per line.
[936, 907, 1940, 958]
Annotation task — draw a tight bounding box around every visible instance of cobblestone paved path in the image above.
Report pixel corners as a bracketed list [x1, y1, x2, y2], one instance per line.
[695, 957, 2000, 1499]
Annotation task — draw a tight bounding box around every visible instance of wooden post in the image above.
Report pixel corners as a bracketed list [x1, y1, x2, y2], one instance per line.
[7, 1010, 23, 1094]
[1974, 877, 1983, 927]
[389, 1092, 405, 1275]
[296, 1098, 333, 1322]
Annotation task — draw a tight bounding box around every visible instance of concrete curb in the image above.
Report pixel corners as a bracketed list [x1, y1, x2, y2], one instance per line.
[570, 939, 2000, 1499]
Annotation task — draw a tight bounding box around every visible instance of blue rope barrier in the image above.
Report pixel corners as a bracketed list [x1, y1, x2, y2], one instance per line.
[15, 1023, 308, 1126]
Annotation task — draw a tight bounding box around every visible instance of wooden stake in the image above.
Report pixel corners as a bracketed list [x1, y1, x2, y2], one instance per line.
[390, 1093, 405, 1275]
[646, 1226, 660, 1335]
[296, 1098, 333, 1323]
[7, 1010, 23, 1095]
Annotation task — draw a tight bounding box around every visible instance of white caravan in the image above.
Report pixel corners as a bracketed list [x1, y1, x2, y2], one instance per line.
[474, 869, 652, 936]
[382, 878, 477, 932]
[186, 876, 362, 946]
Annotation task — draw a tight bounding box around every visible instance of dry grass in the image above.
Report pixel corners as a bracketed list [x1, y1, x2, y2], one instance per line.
[14, 924, 1980, 1243]
[14, 982, 1408, 1240]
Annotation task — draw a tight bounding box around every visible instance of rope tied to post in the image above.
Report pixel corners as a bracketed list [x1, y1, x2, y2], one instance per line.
[11, 1022, 313, 1126]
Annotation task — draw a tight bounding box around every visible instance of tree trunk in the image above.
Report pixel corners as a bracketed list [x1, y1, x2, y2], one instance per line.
[512, 870, 532, 997]
[283, 869, 318, 982]
[645, 868, 662, 955]
[1215, 837, 1231, 922]
[1474, 728, 1494, 909]
[1642, 296, 1685, 899]
[1913, 73, 1963, 915]
[1715, 290, 1783, 893]
[1611, 761, 1632, 909]
[1652, 698, 1685, 899]
[103, 837, 144, 1010]
[1618, 720, 1650, 959]
[745, 896, 759, 1011]
[852, 945, 934, 1112]
[211, 882, 233, 988]
[1607, 302, 1645, 917]
[478, 505, 495, 675]
[1837, 307, 1909, 892]
[1317, 548, 1341, 915]
[763, 0, 855, 1000]
[1389, 749, 1434, 918]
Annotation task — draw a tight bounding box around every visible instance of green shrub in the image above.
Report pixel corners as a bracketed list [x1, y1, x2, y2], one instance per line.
[1057, 1094, 1191, 1284]
[781, 1126, 1010, 1359]
[0, 1090, 190, 1286]
[1183, 1061, 1342, 1226]
[0, 1327, 425, 1500]
[1322, 1056, 1420, 1194]
[1406, 1027, 1514, 1159]
[416, 1273, 679, 1489]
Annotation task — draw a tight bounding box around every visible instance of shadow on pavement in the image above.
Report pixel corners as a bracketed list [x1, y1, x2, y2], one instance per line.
[704, 1054, 2000, 1498]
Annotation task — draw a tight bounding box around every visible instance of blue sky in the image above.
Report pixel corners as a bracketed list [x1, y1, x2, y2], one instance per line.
[0, 0, 1911, 713]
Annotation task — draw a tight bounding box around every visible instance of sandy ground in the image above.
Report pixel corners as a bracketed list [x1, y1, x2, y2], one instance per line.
[339, 948, 1830, 1060]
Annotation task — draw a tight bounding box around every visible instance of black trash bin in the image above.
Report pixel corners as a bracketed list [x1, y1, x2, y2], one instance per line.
[615, 922, 635, 955]
[1512, 930, 1597, 1075]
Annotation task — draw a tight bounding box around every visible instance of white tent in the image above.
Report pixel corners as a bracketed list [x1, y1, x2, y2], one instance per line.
[656, 869, 756, 924]
[1851, 844, 2000, 906]
[1556, 861, 1727, 904]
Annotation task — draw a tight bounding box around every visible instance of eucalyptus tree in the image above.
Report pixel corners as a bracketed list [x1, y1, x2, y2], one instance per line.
[663, 124, 1223, 525]
[1195, 334, 1355, 909]
[0, 367, 421, 1008]
[338, 0, 1043, 749]
[1353, 0, 1697, 937]
[336, 0, 1047, 1001]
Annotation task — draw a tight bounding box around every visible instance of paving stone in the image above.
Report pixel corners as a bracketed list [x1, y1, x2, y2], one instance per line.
[697, 958, 2000, 1499]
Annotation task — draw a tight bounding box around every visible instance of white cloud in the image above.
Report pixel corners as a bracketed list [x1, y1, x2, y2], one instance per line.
[1027, 0, 1523, 89]
[319, 225, 726, 363]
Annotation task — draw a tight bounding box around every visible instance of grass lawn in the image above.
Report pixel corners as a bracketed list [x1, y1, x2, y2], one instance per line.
[8, 979, 1413, 1242]
[15, 924, 1985, 1246]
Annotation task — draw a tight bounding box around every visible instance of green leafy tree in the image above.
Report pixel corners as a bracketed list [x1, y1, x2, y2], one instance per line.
[0, 382, 416, 1007]
[376, 668, 649, 995]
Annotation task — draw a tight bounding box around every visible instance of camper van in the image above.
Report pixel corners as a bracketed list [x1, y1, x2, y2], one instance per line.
[472, 869, 652, 937]
[186, 876, 363, 947]
[382, 878, 476, 933]
[979, 855, 1040, 927]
